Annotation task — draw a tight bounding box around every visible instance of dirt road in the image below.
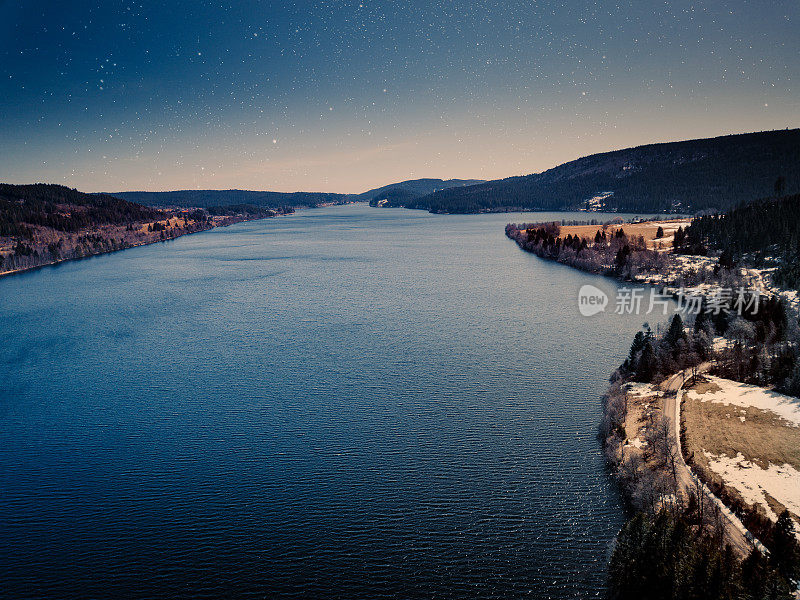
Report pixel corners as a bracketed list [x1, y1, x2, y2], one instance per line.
[661, 366, 766, 558]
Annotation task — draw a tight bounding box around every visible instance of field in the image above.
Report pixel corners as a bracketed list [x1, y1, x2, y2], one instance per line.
[682, 375, 800, 525]
[559, 219, 691, 251]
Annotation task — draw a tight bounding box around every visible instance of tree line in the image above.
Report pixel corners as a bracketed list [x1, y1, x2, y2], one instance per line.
[609, 509, 799, 600]
[114, 189, 347, 210]
[505, 221, 666, 280]
[676, 192, 800, 290]
[205, 204, 294, 218]
[0, 184, 219, 273]
[0, 183, 162, 238]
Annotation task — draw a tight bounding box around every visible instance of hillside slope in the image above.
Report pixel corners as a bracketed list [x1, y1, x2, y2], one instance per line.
[113, 189, 350, 209]
[114, 179, 486, 210]
[356, 178, 485, 205]
[0, 184, 287, 276]
[680, 193, 800, 290]
[403, 129, 800, 214]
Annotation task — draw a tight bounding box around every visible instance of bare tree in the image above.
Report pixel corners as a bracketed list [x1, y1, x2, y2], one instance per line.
[692, 476, 708, 530]
[645, 413, 680, 484]
[633, 468, 676, 514]
[619, 452, 645, 493]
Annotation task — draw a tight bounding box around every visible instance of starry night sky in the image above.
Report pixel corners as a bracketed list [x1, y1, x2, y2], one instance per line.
[1, 1, 797, 193]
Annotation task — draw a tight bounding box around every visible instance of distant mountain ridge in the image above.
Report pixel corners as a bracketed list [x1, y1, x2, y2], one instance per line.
[112, 189, 349, 209]
[111, 179, 486, 210]
[397, 129, 800, 214]
[353, 178, 485, 205]
[109, 130, 800, 214]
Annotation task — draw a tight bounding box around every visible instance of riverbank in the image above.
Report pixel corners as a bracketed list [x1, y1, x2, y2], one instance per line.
[506, 215, 800, 594]
[602, 330, 800, 597]
[0, 209, 290, 278]
[504, 218, 743, 290]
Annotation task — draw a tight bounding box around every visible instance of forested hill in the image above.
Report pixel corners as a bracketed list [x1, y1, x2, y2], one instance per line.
[114, 180, 485, 209]
[680, 192, 800, 289]
[399, 129, 800, 214]
[113, 189, 350, 209]
[683, 193, 800, 257]
[0, 183, 294, 276]
[355, 178, 484, 205]
[0, 183, 161, 237]
[0, 183, 218, 275]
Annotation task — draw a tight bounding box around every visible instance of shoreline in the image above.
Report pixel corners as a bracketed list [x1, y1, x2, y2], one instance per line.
[506, 216, 800, 593]
[0, 210, 291, 279]
[373, 203, 687, 217]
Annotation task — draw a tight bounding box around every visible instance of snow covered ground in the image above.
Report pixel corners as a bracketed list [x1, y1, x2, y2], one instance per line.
[758, 266, 800, 312]
[704, 451, 800, 524]
[684, 375, 800, 427]
[685, 375, 800, 530]
[711, 336, 728, 353]
[673, 254, 717, 271]
[624, 382, 659, 398]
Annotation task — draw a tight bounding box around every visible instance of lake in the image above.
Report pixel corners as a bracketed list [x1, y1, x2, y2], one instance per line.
[0, 204, 663, 598]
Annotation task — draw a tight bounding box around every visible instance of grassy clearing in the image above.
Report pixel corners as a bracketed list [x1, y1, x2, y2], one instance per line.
[689, 379, 722, 395]
[682, 375, 800, 523]
[683, 382, 800, 470]
[558, 219, 691, 251]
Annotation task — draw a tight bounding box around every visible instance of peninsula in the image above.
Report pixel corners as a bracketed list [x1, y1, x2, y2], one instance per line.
[506, 194, 800, 598]
[0, 183, 293, 277]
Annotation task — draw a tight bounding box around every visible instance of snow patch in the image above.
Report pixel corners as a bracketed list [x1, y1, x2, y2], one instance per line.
[685, 375, 800, 427]
[704, 451, 800, 523]
[623, 382, 658, 397]
[712, 336, 728, 352]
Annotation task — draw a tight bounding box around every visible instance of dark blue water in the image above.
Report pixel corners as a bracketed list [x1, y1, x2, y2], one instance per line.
[1, 204, 657, 598]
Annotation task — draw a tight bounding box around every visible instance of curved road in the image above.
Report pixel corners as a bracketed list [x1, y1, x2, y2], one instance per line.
[660, 365, 766, 558]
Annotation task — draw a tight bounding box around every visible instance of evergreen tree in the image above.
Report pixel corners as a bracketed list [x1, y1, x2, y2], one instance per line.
[635, 340, 658, 382]
[664, 314, 687, 350]
[719, 249, 735, 269]
[775, 175, 786, 196]
[626, 331, 646, 372]
[608, 511, 781, 600]
[673, 226, 686, 249]
[771, 510, 800, 581]
[615, 244, 632, 272]
[694, 298, 713, 334]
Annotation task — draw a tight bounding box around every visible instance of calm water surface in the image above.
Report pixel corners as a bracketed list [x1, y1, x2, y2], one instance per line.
[1, 204, 662, 598]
